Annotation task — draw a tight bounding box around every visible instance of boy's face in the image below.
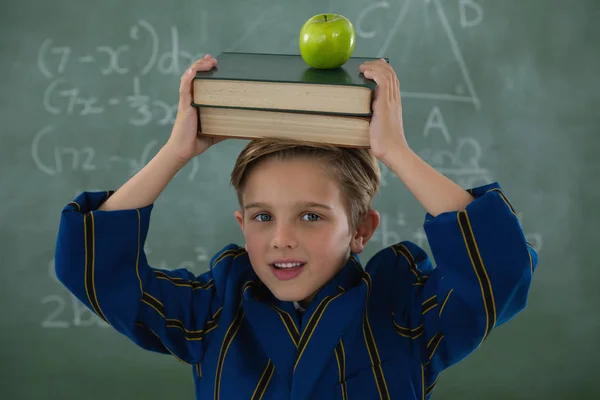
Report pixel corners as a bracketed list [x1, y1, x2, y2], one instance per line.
[234, 157, 377, 307]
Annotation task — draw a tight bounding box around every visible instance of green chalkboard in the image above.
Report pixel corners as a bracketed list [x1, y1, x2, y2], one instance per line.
[1, 0, 599, 398]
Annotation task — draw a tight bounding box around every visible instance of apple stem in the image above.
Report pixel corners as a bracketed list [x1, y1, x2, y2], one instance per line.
[323, 14, 327, 22]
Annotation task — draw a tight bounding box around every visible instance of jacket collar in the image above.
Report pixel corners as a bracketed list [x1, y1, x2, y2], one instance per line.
[241, 253, 368, 399]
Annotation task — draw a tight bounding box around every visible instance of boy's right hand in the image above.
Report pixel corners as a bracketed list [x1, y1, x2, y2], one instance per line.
[165, 54, 224, 165]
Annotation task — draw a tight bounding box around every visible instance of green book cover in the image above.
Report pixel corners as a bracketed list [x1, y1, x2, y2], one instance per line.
[193, 51, 388, 116]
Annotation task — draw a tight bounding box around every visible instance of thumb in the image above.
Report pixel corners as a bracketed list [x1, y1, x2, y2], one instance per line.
[179, 67, 196, 110]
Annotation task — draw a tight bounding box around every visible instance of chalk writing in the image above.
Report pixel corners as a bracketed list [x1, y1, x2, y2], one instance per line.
[157, 26, 203, 75]
[31, 125, 199, 180]
[41, 75, 177, 125]
[126, 76, 177, 126]
[356, 2, 391, 40]
[129, 20, 160, 75]
[356, 0, 481, 108]
[96, 45, 130, 75]
[41, 294, 110, 329]
[459, 0, 483, 28]
[37, 20, 207, 78]
[420, 137, 491, 188]
[423, 106, 452, 143]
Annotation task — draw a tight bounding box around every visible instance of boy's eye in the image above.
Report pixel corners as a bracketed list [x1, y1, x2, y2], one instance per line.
[301, 213, 321, 222]
[253, 213, 272, 222]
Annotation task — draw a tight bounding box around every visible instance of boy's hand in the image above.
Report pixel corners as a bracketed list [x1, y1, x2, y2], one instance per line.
[165, 54, 224, 165]
[360, 59, 408, 162]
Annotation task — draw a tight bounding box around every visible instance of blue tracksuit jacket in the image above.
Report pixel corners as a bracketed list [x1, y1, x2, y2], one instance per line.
[54, 181, 538, 399]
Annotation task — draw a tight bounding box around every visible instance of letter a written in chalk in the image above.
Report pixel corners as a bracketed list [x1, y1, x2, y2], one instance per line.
[423, 106, 451, 143]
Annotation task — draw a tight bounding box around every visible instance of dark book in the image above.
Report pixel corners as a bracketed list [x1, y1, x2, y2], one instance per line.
[192, 52, 385, 116]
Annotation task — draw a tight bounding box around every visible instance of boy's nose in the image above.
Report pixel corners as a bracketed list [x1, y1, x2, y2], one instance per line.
[271, 224, 298, 249]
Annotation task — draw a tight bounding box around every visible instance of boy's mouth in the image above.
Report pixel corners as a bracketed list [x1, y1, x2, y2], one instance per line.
[270, 262, 306, 281]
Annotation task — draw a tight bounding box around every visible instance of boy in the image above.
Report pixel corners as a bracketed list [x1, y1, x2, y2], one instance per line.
[55, 54, 538, 399]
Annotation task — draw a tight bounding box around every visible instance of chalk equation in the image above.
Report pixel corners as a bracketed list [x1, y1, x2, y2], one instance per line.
[42, 76, 178, 127]
[31, 124, 200, 180]
[38, 19, 207, 79]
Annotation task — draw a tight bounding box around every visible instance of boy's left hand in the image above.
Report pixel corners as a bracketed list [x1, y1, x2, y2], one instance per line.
[360, 59, 408, 161]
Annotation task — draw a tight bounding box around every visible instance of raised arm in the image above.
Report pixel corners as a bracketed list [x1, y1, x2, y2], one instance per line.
[100, 54, 222, 211]
[55, 55, 229, 364]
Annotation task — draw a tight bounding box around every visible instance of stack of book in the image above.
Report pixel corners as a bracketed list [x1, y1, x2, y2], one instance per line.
[192, 52, 384, 148]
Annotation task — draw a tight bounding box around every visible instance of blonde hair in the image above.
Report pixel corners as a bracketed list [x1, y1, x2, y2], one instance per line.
[230, 137, 381, 230]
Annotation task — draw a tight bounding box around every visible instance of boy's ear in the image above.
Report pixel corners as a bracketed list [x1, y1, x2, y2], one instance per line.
[234, 211, 249, 251]
[350, 209, 380, 254]
[234, 210, 244, 231]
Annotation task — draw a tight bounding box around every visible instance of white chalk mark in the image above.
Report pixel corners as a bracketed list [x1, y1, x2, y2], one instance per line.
[152, 100, 176, 125]
[71, 295, 97, 327]
[459, 0, 483, 28]
[58, 87, 79, 115]
[96, 45, 130, 75]
[140, 140, 159, 168]
[108, 98, 121, 105]
[158, 26, 183, 75]
[396, 212, 406, 227]
[195, 246, 209, 262]
[132, 20, 160, 75]
[188, 157, 199, 181]
[525, 232, 543, 253]
[50, 46, 71, 74]
[421, 138, 487, 172]
[376, 213, 402, 247]
[77, 97, 104, 116]
[37, 39, 53, 79]
[78, 56, 94, 63]
[419, 137, 489, 187]
[225, 7, 277, 52]
[401, 91, 476, 104]
[357, 2, 390, 39]
[126, 76, 152, 126]
[433, 0, 480, 109]
[423, 106, 451, 143]
[378, 0, 412, 58]
[31, 125, 57, 175]
[41, 295, 69, 328]
[48, 260, 59, 284]
[412, 228, 428, 249]
[43, 78, 66, 115]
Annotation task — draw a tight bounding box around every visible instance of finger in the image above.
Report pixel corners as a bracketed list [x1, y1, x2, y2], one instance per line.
[179, 57, 218, 108]
[393, 74, 400, 104]
[363, 61, 400, 105]
[363, 68, 393, 104]
[378, 60, 401, 104]
[359, 58, 387, 71]
[191, 56, 218, 72]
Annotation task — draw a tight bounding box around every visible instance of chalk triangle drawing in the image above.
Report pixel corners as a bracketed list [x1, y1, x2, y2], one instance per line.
[353, 0, 480, 109]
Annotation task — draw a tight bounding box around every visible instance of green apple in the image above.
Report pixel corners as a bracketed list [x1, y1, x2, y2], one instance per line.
[299, 14, 355, 69]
